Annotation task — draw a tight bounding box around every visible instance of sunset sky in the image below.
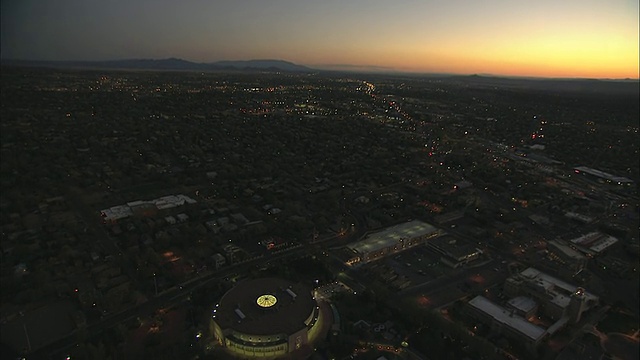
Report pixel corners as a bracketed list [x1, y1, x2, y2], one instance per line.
[2, 0, 638, 78]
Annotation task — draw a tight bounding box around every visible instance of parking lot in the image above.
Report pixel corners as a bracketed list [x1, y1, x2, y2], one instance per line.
[384, 246, 458, 284]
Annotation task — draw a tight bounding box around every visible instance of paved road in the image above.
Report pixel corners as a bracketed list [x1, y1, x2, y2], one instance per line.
[32, 243, 313, 360]
[39, 184, 505, 359]
[33, 213, 370, 360]
[65, 188, 141, 290]
[398, 258, 502, 298]
[28, 184, 361, 359]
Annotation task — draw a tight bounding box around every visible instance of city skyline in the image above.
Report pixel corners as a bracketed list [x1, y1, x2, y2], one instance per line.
[1, 49, 638, 359]
[2, 0, 638, 79]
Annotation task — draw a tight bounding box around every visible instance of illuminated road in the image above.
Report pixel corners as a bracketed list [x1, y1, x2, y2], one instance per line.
[39, 178, 517, 359]
[33, 215, 368, 360]
[32, 243, 319, 359]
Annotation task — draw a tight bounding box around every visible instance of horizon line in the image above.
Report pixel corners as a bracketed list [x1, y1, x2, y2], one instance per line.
[1, 57, 638, 82]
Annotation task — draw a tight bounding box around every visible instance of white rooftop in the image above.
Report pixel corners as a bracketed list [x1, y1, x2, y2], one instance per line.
[564, 212, 594, 223]
[570, 232, 618, 253]
[101, 205, 133, 221]
[548, 240, 586, 260]
[574, 166, 633, 184]
[520, 267, 598, 308]
[101, 194, 196, 221]
[469, 296, 546, 341]
[347, 220, 440, 255]
[507, 296, 538, 313]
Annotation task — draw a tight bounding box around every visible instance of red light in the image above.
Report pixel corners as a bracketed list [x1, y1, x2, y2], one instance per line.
[74, 288, 79, 292]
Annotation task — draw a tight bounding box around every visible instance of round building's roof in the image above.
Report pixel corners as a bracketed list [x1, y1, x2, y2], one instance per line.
[214, 278, 316, 336]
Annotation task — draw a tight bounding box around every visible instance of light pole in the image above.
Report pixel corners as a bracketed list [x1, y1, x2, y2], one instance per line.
[23, 323, 31, 352]
[153, 273, 158, 296]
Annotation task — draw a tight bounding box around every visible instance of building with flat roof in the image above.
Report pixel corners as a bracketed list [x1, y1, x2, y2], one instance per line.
[547, 240, 587, 276]
[573, 166, 633, 185]
[467, 296, 547, 348]
[507, 296, 538, 318]
[101, 194, 197, 222]
[564, 212, 594, 224]
[426, 236, 483, 268]
[569, 232, 619, 255]
[504, 268, 598, 323]
[344, 220, 443, 265]
[467, 267, 598, 350]
[210, 278, 328, 358]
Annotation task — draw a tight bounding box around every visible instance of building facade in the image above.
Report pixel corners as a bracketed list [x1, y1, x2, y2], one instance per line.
[344, 220, 443, 265]
[503, 268, 598, 323]
[210, 278, 327, 359]
[467, 296, 547, 349]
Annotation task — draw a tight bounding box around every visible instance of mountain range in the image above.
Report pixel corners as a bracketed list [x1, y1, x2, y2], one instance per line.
[0, 58, 313, 72]
[2, 58, 637, 92]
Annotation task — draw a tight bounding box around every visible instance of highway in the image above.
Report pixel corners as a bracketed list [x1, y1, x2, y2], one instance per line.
[32, 208, 368, 360]
[20, 184, 378, 359]
[32, 242, 315, 360]
[36, 185, 527, 359]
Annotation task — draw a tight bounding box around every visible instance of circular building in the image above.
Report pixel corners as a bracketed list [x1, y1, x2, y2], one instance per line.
[210, 278, 326, 358]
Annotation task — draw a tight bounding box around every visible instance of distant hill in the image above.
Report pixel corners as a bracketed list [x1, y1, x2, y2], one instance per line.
[443, 74, 639, 95]
[210, 59, 311, 72]
[0, 58, 313, 73]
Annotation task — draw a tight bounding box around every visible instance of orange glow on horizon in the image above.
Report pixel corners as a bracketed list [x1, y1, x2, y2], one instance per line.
[307, 33, 639, 79]
[300, 4, 639, 79]
[2, 0, 637, 79]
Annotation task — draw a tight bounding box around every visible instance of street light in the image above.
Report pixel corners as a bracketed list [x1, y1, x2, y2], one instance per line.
[153, 273, 158, 296]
